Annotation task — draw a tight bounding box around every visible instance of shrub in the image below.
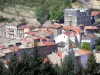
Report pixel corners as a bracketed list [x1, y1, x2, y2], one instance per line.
[96, 45, 100, 51]
[80, 42, 91, 50]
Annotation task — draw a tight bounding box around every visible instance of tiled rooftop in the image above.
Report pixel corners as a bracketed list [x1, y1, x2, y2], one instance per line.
[75, 49, 91, 55]
[37, 41, 56, 46]
[18, 25, 32, 29]
[91, 11, 100, 16]
[63, 26, 83, 33]
[49, 24, 63, 29]
[21, 39, 30, 43]
[84, 26, 99, 30]
[40, 28, 54, 35]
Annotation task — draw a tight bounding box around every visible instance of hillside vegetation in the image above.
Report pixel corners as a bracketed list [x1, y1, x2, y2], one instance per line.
[0, 0, 72, 25]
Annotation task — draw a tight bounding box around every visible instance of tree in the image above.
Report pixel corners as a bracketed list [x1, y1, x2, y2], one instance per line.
[36, 5, 49, 25]
[95, 45, 100, 51]
[60, 51, 82, 75]
[0, 61, 4, 75]
[35, 0, 72, 24]
[49, 0, 72, 22]
[95, 37, 100, 45]
[81, 42, 91, 50]
[0, 0, 6, 11]
[83, 53, 100, 75]
[0, 46, 57, 75]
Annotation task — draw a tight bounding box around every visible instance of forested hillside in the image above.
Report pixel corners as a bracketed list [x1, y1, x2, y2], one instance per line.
[0, 0, 72, 25]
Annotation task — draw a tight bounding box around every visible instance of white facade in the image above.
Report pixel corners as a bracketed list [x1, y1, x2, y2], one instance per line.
[54, 34, 68, 43]
[81, 38, 91, 46]
[6, 25, 17, 39]
[54, 33, 80, 44]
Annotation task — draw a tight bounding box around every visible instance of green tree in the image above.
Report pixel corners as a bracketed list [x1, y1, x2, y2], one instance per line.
[36, 5, 49, 25]
[0, 61, 4, 75]
[0, 46, 56, 75]
[60, 51, 82, 75]
[83, 53, 100, 75]
[81, 42, 91, 50]
[49, 0, 72, 22]
[35, 0, 72, 24]
[95, 37, 100, 45]
[0, 0, 6, 11]
[95, 45, 100, 51]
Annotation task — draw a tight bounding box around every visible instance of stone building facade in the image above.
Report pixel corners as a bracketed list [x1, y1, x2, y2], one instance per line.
[64, 8, 91, 26]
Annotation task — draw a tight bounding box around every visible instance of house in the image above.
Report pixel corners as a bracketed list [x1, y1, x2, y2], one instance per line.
[39, 28, 54, 41]
[95, 52, 100, 63]
[81, 36, 95, 49]
[64, 8, 91, 26]
[6, 22, 21, 39]
[54, 32, 79, 54]
[17, 24, 32, 39]
[91, 11, 100, 24]
[63, 26, 83, 44]
[33, 35, 51, 45]
[48, 23, 63, 37]
[25, 31, 38, 38]
[84, 26, 100, 34]
[17, 25, 25, 39]
[37, 41, 57, 57]
[75, 49, 91, 67]
[20, 39, 31, 48]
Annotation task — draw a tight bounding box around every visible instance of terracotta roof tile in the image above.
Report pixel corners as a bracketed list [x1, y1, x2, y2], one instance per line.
[76, 49, 91, 55]
[21, 39, 30, 43]
[43, 41, 56, 46]
[58, 52, 62, 58]
[37, 42, 45, 46]
[84, 26, 99, 30]
[91, 11, 100, 16]
[63, 26, 83, 33]
[40, 28, 54, 35]
[49, 24, 63, 29]
[37, 41, 56, 46]
[72, 44, 77, 48]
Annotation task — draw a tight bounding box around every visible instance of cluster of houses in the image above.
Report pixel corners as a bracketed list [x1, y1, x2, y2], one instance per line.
[0, 8, 100, 67]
